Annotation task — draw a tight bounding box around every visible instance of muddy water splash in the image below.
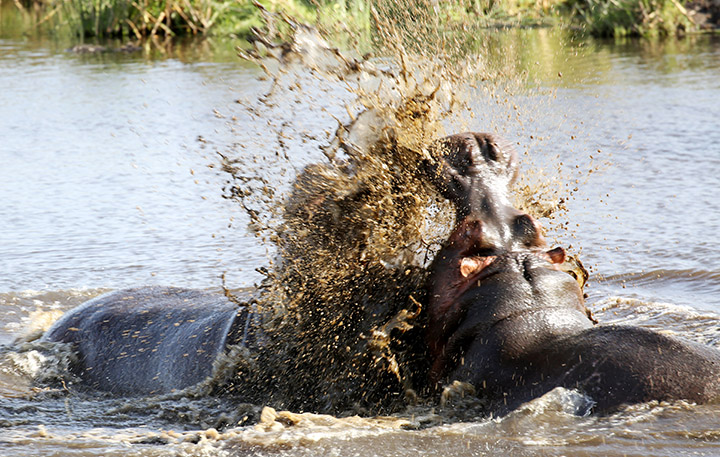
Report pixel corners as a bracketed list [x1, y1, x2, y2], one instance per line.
[217, 4, 583, 416]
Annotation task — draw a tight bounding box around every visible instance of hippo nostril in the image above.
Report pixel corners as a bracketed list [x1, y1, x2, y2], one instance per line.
[482, 139, 499, 162]
[513, 214, 544, 247]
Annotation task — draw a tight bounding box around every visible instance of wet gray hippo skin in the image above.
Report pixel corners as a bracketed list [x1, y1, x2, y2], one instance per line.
[42, 287, 256, 395]
[426, 132, 720, 413]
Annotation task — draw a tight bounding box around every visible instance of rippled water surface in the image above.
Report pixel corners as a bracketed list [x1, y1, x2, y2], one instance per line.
[2, 12, 720, 456]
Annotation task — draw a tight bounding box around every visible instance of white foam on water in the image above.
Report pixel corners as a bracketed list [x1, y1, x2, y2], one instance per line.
[219, 407, 411, 448]
[591, 295, 720, 346]
[1, 340, 77, 389]
[0, 425, 232, 457]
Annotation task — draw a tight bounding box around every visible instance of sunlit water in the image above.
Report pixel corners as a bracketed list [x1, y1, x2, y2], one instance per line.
[2, 13, 720, 457]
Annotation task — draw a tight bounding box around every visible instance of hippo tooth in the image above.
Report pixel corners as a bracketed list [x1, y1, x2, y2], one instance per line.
[460, 256, 496, 278]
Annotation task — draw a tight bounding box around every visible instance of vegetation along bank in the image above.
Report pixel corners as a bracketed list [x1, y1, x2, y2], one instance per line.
[4, 0, 720, 41]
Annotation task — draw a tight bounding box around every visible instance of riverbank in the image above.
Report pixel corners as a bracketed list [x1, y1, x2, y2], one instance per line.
[2, 0, 719, 43]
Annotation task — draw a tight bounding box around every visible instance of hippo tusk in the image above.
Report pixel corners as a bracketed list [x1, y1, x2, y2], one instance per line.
[459, 256, 496, 278]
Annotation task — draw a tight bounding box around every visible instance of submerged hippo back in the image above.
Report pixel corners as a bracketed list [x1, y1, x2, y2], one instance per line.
[539, 325, 720, 411]
[43, 286, 247, 395]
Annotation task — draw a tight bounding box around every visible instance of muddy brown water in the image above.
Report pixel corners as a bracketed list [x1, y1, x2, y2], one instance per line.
[2, 11, 720, 456]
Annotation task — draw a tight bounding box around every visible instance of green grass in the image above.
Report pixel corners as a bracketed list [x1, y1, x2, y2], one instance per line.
[3, 0, 704, 39]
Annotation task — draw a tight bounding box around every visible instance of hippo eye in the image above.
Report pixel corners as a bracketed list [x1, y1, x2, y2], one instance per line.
[452, 139, 476, 175]
[512, 214, 540, 246]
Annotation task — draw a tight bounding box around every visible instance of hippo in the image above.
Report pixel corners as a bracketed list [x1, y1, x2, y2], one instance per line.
[41, 286, 260, 395]
[424, 132, 720, 413]
[41, 131, 720, 415]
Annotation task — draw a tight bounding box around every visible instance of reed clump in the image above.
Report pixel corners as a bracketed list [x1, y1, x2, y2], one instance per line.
[12, 0, 205, 37]
[8, 0, 372, 38]
[563, 0, 697, 36]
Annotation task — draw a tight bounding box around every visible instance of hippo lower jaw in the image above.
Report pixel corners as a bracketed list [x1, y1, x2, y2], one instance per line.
[429, 218, 589, 349]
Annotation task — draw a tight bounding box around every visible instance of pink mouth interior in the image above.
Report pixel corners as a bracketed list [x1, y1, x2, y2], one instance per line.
[458, 246, 567, 278]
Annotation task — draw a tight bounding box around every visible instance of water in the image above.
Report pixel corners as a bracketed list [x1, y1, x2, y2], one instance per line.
[552, 36, 720, 312]
[0, 34, 269, 293]
[2, 8, 720, 455]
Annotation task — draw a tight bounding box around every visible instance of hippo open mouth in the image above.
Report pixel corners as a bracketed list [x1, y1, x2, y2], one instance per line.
[426, 216, 589, 382]
[458, 241, 570, 286]
[431, 216, 578, 318]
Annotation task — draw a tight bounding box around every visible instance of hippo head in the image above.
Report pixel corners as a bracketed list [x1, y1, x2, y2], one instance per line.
[424, 133, 593, 388]
[424, 132, 537, 250]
